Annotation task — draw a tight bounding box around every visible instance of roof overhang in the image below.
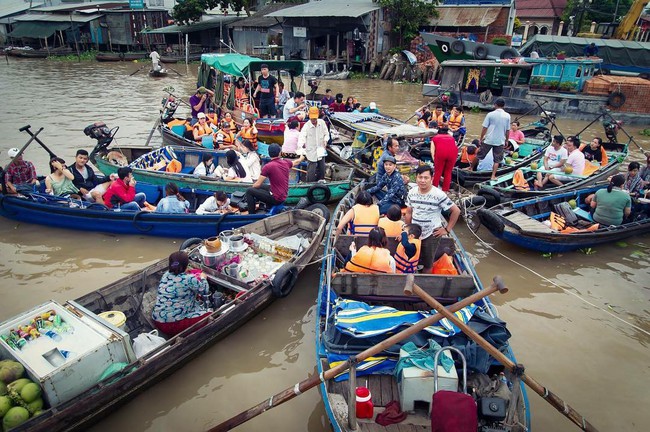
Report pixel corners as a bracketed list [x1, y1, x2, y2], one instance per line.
[144, 16, 241, 34]
[266, 0, 380, 18]
[35, 1, 128, 12]
[8, 21, 71, 38]
[429, 6, 503, 27]
[13, 13, 102, 23]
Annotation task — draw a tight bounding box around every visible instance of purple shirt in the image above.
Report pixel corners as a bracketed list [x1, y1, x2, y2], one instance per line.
[261, 158, 293, 203]
[189, 94, 204, 118]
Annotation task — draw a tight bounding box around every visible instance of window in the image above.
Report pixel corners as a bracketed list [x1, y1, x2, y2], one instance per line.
[149, 0, 164, 6]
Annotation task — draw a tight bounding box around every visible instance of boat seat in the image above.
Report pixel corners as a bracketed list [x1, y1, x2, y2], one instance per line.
[573, 207, 593, 222]
[171, 125, 186, 137]
[269, 204, 286, 215]
[181, 166, 195, 174]
[503, 210, 554, 233]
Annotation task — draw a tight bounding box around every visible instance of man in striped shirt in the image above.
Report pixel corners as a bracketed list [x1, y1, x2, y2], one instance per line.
[404, 165, 460, 273]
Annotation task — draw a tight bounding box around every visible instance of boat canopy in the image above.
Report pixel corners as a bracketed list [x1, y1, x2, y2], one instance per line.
[330, 112, 437, 138]
[201, 53, 304, 77]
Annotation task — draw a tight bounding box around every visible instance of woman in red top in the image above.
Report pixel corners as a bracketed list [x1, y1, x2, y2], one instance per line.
[431, 126, 458, 191]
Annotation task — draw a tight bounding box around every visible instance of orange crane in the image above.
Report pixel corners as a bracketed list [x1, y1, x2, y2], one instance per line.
[614, 0, 649, 40]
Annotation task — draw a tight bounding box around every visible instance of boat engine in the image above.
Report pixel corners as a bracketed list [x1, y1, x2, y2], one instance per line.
[603, 119, 622, 144]
[83, 122, 114, 149]
[161, 96, 179, 122]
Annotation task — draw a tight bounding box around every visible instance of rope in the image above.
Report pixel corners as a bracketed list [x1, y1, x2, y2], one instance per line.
[464, 206, 650, 337]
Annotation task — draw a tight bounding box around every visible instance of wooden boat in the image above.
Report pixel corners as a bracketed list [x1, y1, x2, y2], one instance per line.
[95, 52, 148, 62]
[476, 184, 650, 252]
[6, 210, 326, 431]
[90, 142, 355, 205]
[316, 183, 530, 431]
[149, 68, 169, 78]
[160, 53, 202, 63]
[475, 144, 628, 207]
[307, 71, 350, 80]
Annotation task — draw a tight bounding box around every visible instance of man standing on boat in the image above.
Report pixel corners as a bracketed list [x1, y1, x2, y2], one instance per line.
[404, 165, 460, 274]
[471, 98, 511, 179]
[150, 49, 161, 72]
[298, 106, 329, 182]
[253, 64, 279, 118]
[189, 87, 214, 124]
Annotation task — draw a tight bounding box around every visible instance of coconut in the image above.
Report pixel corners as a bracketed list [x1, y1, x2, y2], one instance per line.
[2, 406, 29, 430]
[26, 397, 43, 414]
[0, 361, 24, 384]
[505, 157, 513, 165]
[20, 383, 41, 404]
[530, 162, 539, 170]
[511, 152, 519, 159]
[568, 199, 577, 209]
[6, 379, 30, 394]
[0, 395, 12, 417]
[0, 382, 6, 396]
[564, 165, 573, 174]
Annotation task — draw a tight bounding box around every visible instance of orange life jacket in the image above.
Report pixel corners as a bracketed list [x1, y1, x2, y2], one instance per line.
[349, 204, 380, 234]
[447, 113, 464, 131]
[344, 246, 394, 273]
[512, 169, 530, 191]
[223, 119, 237, 133]
[579, 143, 608, 166]
[217, 129, 235, 146]
[460, 146, 476, 164]
[166, 159, 182, 173]
[394, 239, 421, 273]
[434, 112, 446, 124]
[193, 123, 213, 141]
[240, 127, 258, 148]
[431, 253, 458, 275]
[206, 114, 219, 127]
[167, 118, 191, 130]
[378, 217, 404, 238]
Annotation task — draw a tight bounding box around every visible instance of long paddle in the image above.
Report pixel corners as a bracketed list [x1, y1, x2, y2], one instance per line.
[144, 118, 161, 147]
[513, 100, 548, 123]
[19, 125, 57, 159]
[208, 275, 508, 431]
[603, 111, 647, 155]
[129, 65, 146, 76]
[534, 101, 565, 138]
[408, 274, 600, 432]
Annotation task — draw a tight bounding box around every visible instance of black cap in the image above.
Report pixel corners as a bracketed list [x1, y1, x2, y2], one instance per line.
[260, 63, 269, 69]
[268, 143, 281, 158]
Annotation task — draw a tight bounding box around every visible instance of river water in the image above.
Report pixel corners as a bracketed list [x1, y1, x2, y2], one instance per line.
[0, 59, 648, 432]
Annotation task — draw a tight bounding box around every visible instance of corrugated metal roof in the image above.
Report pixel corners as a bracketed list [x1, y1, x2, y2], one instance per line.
[429, 6, 502, 27]
[35, 1, 128, 12]
[230, 3, 293, 28]
[266, 0, 380, 18]
[0, 0, 46, 20]
[9, 21, 71, 38]
[516, 0, 566, 18]
[145, 16, 241, 34]
[13, 13, 103, 23]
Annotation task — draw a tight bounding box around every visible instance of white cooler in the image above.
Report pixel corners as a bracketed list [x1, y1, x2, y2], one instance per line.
[398, 348, 458, 414]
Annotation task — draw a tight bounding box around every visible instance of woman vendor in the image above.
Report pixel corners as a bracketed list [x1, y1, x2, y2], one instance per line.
[152, 251, 212, 336]
[591, 174, 632, 226]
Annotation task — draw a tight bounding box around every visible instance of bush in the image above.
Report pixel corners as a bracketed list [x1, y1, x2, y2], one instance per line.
[491, 37, 508, 46]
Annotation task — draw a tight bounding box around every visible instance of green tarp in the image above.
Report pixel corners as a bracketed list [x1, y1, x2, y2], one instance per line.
[201, 53, 304, 77]
[9, 21, 71, 39]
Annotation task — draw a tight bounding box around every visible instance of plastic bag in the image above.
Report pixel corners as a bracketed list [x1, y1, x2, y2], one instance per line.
[133, 330, 166, 358]
[431, 253, 458, 275]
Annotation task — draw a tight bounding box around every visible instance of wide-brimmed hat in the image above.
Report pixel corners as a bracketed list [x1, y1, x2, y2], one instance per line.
[508, 139, 520, 150]
[369, 102, 377, 110]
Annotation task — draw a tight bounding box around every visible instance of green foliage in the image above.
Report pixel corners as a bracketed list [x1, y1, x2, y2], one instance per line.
[379, 0, 439, 46]
[562, 0, 634, 33]
[470, 106, 481, 113]
[172, 0, 268, 24]
[48, 50, 97, 61]
[490, 37, 508, 46]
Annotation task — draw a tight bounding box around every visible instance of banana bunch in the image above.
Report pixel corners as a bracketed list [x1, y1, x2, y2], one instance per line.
[0, 360, 44, 431]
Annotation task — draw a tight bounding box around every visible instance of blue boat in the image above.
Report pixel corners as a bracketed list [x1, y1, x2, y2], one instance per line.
[476, 185, 650, 253]
[315, 183, 531, 431]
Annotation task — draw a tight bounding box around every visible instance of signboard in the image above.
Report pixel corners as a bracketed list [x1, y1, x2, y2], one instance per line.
[293, 26, 307, 38]
[511, 34, 523, 47]
[129, 0, 145, 9]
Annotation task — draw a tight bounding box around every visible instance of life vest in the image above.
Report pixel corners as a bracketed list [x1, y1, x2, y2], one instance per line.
[512, 169, 530, 191]
[579, 143, 608, 166]
[235, 87, 246, 101]
[434, 112, 446, 124]
[217, 129, 235, 146]
[224, 119, 237, 133]
[167, 118, 189, 129]
[447, 113, 464, 131]
[344, 246, 394, 273]
[349, 204, 380, 234]
[460, 146, 476, 164]
[394, 239, 421, 274]
[193, 123, 213, 141]
[166, 159, 182, 173]
[431, 253, 458, 275]
[240, 127, 258, 149]
[206, 114, 219, 126]
[418, 118, 428, 129]
[378, 217, 404, 238]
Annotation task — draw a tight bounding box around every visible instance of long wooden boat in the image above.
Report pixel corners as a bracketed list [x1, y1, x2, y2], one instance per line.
[95, 52, 148, 62]
[90, 143, 355, 205]
[475, 144, 628, 207]
[149, 68, 169, 78]
[476, 184, 650, 252]
[160, 53, 202, 63]
[6, 210, 326, 431]
[316, 183, 530, 432]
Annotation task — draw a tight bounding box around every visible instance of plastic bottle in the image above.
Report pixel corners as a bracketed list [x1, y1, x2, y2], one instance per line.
[499, 372, 512, 390]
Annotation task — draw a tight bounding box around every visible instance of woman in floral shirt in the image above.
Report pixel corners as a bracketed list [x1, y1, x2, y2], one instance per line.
[152, 251, 211, 336]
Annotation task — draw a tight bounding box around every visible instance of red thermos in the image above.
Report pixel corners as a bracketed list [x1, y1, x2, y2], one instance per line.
[355, 387, 374, 418]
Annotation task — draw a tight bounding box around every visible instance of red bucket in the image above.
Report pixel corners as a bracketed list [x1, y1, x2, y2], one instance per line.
[355, 386, 374, 419]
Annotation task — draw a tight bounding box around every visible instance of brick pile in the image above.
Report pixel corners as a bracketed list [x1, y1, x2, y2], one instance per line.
[583, 75, 650, 113]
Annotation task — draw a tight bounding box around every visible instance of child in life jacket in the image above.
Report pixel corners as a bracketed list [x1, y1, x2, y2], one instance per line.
[394, 223, 422, 274]
[378, 204, 405, 238]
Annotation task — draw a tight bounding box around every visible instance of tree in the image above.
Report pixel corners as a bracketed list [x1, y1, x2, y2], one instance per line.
[379, 0, 439, 47]
[172, 0, 304, 25]
[562, 0, 634, 34]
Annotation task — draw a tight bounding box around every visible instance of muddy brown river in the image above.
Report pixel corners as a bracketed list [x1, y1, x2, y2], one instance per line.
[0, 58, 648, 431]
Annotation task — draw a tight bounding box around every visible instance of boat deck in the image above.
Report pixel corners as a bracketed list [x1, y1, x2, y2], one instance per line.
[503, 210, 554, 233]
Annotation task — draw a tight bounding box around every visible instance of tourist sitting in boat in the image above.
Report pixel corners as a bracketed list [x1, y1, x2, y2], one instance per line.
[376, 138, 400, 180]
[152, 251, 212, 336]
[193, 154, 215, 177]
[538, 136, 585, 188]
[235, 118, 258, 150]
[580, 137, 608, 165]
[193, 113, 214, 145]
[378, 204, 405, 238]
[508, 121, 525, 146]
[432, 105, 447, 124]
[362, 102, 379, 114]
[276, 82, 290, 116]
[221, 150, 252, 182]
[206, 108, 219, 128]
[85, 173, 118, 205]
[534, 135, 568, 189]
[457, 140, 478, 169]
[431, 124, 458, 192]
[215, 121, 236, 149]
[329, 93, 347, 113]
[103, 167, 147, 211]
[221, 112, 238, 134]
[320, 88, 335, 108]
[447, 106, 466, 141]
[69, 149, 102, 201]
[335, 191, 380, 235]
[351, 103, 362, 113]
[281, 120, 301, 158]
[639, 154, 650, 183]
[236, 139, 261, 181]
[623, 161, 646, 197]
[166, 117, 194, 141]
[189, 86, 214, 123]
[282, 91, 307, 121]
[367, 156, 407, 214]
[244, 144, 304, 212]
[417, 109, 431, 128]
[344, 96, 355, 112]
[343, 227, 395, 273]
[591, 174, 631, 226]
[45, 157, 81, 199]
[394, 223, 423, 274]
[4, 147, 40, 194]
[155, 182, 189, 214]
[235, 77, 248, 102]
[196, 191, 236, 215]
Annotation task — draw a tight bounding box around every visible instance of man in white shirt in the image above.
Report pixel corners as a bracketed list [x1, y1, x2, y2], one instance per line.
[471, 98, 511, 179]
[282, 91, 307, 121]
[534, 135, 568, 188]
[149, 49, 161, 71]
[404, 165, 461, 273]
[298, 106, 329, 182]
[539, 136, 585, 187]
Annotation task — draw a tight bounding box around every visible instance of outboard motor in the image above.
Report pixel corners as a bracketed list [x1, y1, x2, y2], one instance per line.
[161, 96, 179, 123]
[84, 122, 114, 148]
[603, 119, 622, 145]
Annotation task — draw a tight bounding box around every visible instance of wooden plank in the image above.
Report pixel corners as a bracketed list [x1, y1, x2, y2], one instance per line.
[330, 273, 475, 299]
[380, 375, 396, 407]
[367, 375, 382, 407]
[504, 210, 554, 233]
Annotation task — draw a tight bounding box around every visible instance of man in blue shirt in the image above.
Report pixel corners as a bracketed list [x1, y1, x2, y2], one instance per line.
[367, 156, 407, 214]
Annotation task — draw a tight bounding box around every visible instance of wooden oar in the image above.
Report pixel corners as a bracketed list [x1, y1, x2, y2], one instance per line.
[207, 276, 508, 431]
[19, 125, 57, 159]
[513, 100, 548, 123]
[129, 65, 146, 76]
[603, 111, 647, 155]
[144, 118, 161, 147]
[167, 66, 184, 77]
[291, 166, 332, 181]
[407, 273, 600, 432]
[2, 127, 44, 193]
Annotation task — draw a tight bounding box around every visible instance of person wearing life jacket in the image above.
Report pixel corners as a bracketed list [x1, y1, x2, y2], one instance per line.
[206, 108, 219, 128]
[433, 105, 447, 125]
[447, 106, 466, 141]
[580, 137, 608, 166]
[343, 227, 395, 273]
[378, 204, 405, 238]
[216, 121, 236, 150]
[236, 117, 258, 150]
[394, 223, 422, 273]
[457, 139, 478, 168]
[336, 191, 380, 235]
[166, 117, 194, 140]
[417, 110, 431, 129]
[193, 113, 214, 145]
[222, 112, 238, 134]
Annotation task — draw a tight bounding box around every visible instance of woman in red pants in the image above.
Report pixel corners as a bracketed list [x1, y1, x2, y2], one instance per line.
[431, 125, 459, 191]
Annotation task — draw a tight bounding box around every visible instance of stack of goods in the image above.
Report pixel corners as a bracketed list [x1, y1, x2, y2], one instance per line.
[0, 360, 45, 430]
[1, 310, 72, 352]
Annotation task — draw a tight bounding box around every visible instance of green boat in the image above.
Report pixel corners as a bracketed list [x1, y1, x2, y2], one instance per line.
[91, 143, 355, 205]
